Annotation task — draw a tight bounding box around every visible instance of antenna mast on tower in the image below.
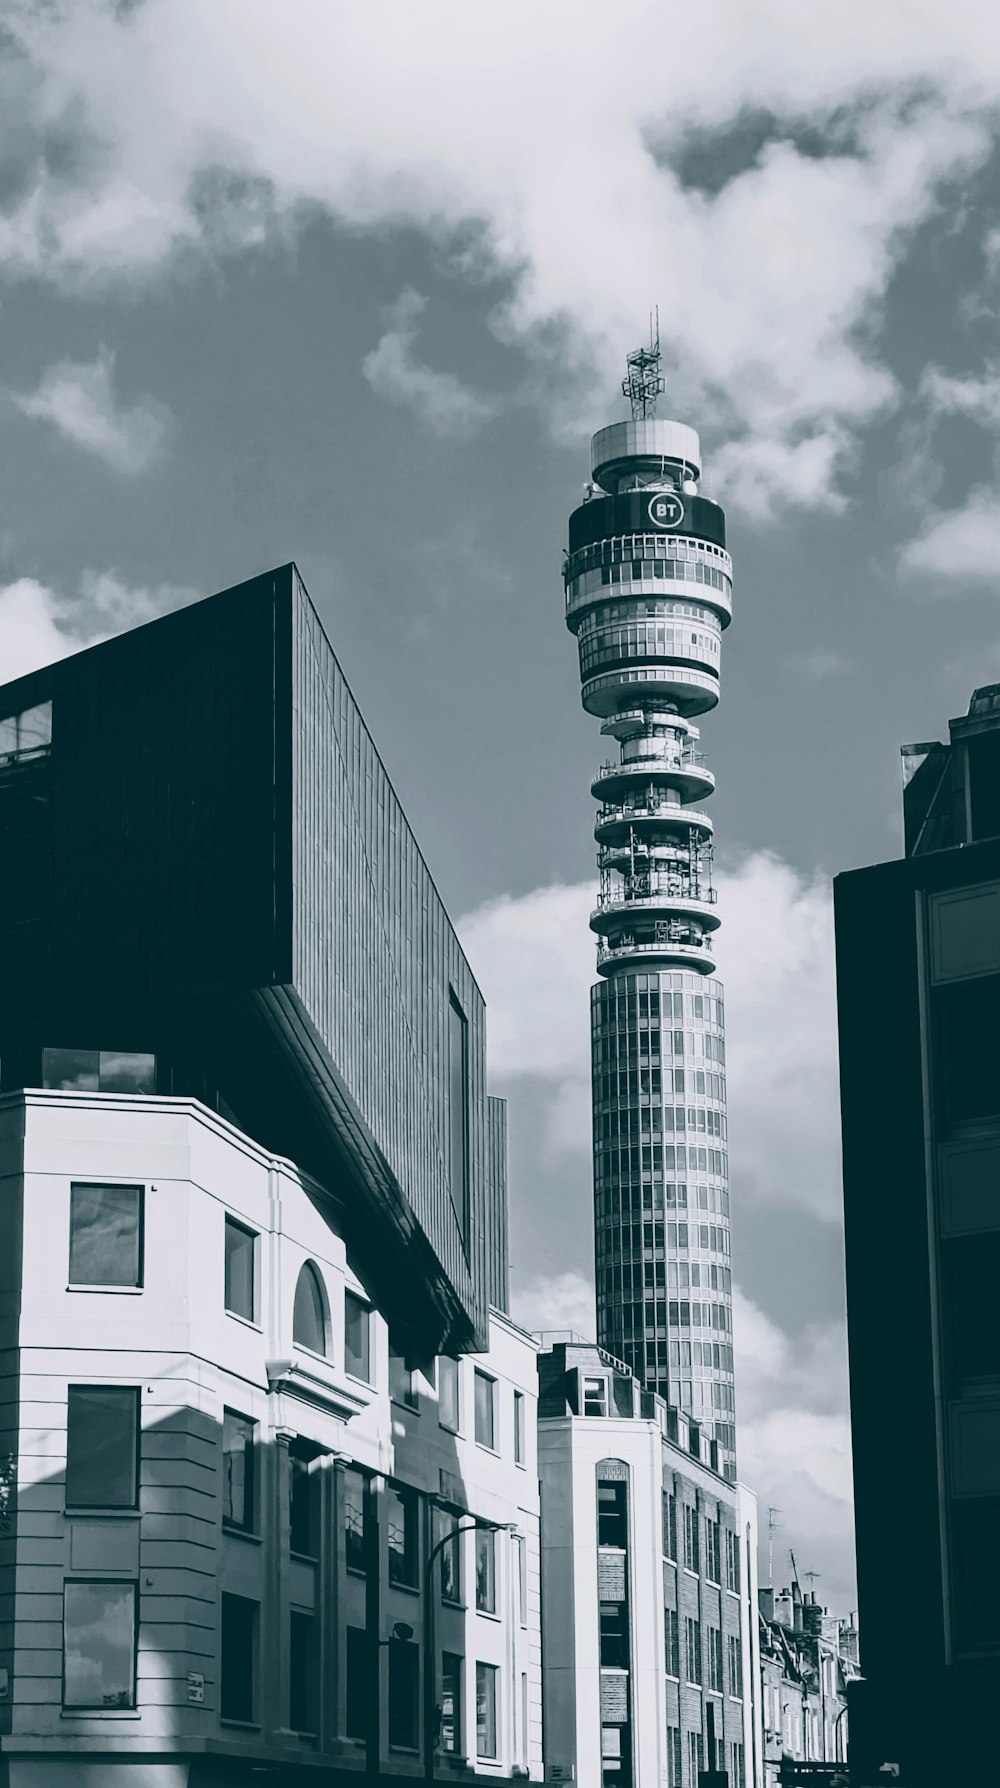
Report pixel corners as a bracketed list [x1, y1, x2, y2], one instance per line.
[621, 309, 665, 420]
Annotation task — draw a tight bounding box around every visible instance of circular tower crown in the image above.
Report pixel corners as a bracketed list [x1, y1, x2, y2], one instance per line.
[591, 418, 702, 494]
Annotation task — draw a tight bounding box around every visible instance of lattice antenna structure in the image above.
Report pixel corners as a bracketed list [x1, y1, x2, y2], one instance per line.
[621, 309, 665, 420]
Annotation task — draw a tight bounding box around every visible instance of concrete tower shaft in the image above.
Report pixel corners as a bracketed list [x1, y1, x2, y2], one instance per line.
[564, 385, 737, 1478]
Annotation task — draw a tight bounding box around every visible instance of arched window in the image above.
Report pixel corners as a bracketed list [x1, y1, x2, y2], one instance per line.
[293, 1262, 329, 1358]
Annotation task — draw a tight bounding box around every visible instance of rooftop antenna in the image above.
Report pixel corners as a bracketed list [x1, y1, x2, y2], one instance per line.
[767, 1505, 781, 1587]
[622, 307, 665, 420]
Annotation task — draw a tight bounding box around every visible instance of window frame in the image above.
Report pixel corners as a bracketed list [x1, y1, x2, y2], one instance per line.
[223, 1215, 258, 1324]
[441, 1649, 463, 1754]
[62, 1577, 138, 1711]
[292, 1260, 329, 1359]
[289, 1608, 320, 1735]
[222, 1408, 256, 1535]
[220, 1591, 259, 1725]
[473, 1369, 497, 1452]
[68, 1181, 144, 1290]
[387, 1637, 420, 1751]
[513, 1388, 526, 1465]
[476, 1660, 499, 1759]
[65, 1384, 140, 1512]
[439, 1354, 461, 1432]
[475, 1525, 497, 1615]
[344, 1290, 373, 1384]
[386, 1482, 420, 1590]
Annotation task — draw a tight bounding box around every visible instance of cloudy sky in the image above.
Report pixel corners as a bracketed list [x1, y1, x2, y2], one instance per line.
[5, 0, 1000, 1613]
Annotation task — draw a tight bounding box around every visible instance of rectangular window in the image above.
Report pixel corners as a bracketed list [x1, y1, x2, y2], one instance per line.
[63, 1579, 136, 1709]
[435, 1507, 462, 1605]
[290, 1610, 319, 1733]
[69, 1182, 143, 1288]
[476, 1661, 499, 1759]
[389, 1341, 418, 1409]
[514, 1388, 526, 1464]
[65, 1385, 139, 1509]
[474, 1370, 496, 1449]
[441, 1650, 463, 1753]
[224, 1216, 257, 1322]
[598, 1480, 628, 1548]
[222, 1410, 255, 1532]
[439, 1355, 461, 1431]
[344, 1466, 368, 1574]
[664, 1605, 680, 1678]
[685, 1616, 702, 1684]
[683, 1503, 700, 1572]
[289, 1442, 322, 1559]
[387, 1484, 419, 1588]
[708, 1624, 723, 1692]
[731, 1741, 746, 1784]
[44, 1048, 156, 1094]
[662, 1489, 677, 1561]
[344, 1291, 372, 1383]
[705, 1517, 721, 1582]
[475, 1526, 497, 1614]
[345, 1625, 368, 1739]
[449, 991, 469, 1236]
[388, 1638, 419, 1749]
[687, 1730, 703, 1783]
[583, 1375, 608, 1416]
[935, 975, 1000, 1123]
[220, 1593, 258, 1723]
[666, 1725, 682, 1788]
[600, 1600, 628, 1668]
[728, 1631, 743, 1698]
[725, 1526, 741, 1593]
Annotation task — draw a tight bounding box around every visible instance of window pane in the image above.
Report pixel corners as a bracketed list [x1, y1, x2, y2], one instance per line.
[345, 1626, 368, 1738]
[66, 1386, 138, 1509]
[449, 993, 469, 1235]
[476, 1661, 498, 1758]
[293, 1263, 327, 1356]
[222, 1411, 255, 1531]
[439, 1356, 460, 1430]
[389, 1342, 417, 1408]
[221, 1593, 257, 1722]
[98, 1052, 156, 1094]
[63, 1580, 136, 1709]
[344, 1467, 367, 1574]
[435, 1508, 461, 1604]
[224, 1217, 256, 1321]
[387, 1485, 418, 1587]
[290, 1444, 321, 1559]
[345, 1293, 372, 1382]
[388, 1639, 419, 1749]
[290, 1611, 319, 1733]
[45, 1048, 99, 1091]
[514, 1390, 525, 1464]
[475, 1528, 496, 1613]
[441, 1651, 462, 1753]
[69, 1183, 142, 1287]
[474, 1371, 495, 1449]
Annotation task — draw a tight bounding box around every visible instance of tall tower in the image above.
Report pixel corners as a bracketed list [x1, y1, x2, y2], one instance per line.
[564, 335, 737, 1477]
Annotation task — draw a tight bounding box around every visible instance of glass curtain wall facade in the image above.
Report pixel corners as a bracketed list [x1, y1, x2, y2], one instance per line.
[565, 365, 737, 1478]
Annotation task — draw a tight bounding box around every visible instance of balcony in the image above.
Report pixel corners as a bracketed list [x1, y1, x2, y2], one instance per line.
[594, 803, 714, 847]
[590, 887, 721, 935]
[590, 755, 714, 802]
[582, 664, 719, 719]
[596, 935, 716, 976]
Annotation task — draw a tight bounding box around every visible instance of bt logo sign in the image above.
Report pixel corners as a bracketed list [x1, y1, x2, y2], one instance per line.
[647, 491, 684, 529]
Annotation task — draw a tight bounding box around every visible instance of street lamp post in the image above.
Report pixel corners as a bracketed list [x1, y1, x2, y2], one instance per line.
[422, 1512, 517, 1784]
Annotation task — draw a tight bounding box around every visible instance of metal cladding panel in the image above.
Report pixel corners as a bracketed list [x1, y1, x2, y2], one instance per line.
[567, 492, 726, 553]
[289, 574, 501, 1345]
[484, 1094, 510, 1314]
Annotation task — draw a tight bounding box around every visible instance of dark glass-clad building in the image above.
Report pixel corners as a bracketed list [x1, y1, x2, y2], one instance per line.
[0, 563, 507, 1355]
[835, 685, 1000, 1787]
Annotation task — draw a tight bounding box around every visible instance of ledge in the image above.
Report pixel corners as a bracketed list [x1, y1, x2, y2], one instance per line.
[265, 1353, 372, 1421]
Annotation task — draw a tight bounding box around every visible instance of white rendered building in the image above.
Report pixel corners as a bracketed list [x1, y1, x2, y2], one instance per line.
[0, 1088, 541, 1786]
[537, 1340, 761, 1788]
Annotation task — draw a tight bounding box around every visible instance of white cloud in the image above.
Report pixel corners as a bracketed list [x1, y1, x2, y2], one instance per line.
[793, 649, 854, 680]
[901, 486, 1000, 579]
[0, 569, 198, 681]
[362, 290, 500, 437]
[3, 2, 1000, 510]
[920, 361, 1000, 428]
[511, 1268, 597, 1341]
[460, 850, 841, 1221]
[11, 349, 169, 473]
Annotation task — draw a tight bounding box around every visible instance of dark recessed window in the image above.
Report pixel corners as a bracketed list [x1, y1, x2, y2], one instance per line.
[345, 1292, 372, 1383]
[43, 1049, 156, 1094]
[224, 1216, 257, 1322]
[514, 1389, 526, 1464]
[441, 1651, 463, 1754]
[63, 1579, 137, 1709]
[597, 1481, 628, 1549]
[289, 1610, 319, 1734]
[292, 1261, 328, 1357]
[389, 1341, 417, 1409]
[221, 1593, 258, 1723]
[69, 1183, 143, 1288]
[66, 1386, 139, 1509]
[290, 1442, 323, 1560]
[388, 1637, 419, 1749]
[222, 1410, 255, 1533]
[935, 975, 1000, 1124]
[943, 1232, 1000, 1388]
[345, 1625, 368, 1739]
[448, 991, 469, 1238]
[475, 1528, 496, 1614]
[435, 1508, 462, 1605]
[474, 1371, 496, 1450]
[344, 1467, 368, 1575]
[476, 1661, 498, 1759]
[439, 1356, 460, 1431]
[387, 1484, 419, 1589]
